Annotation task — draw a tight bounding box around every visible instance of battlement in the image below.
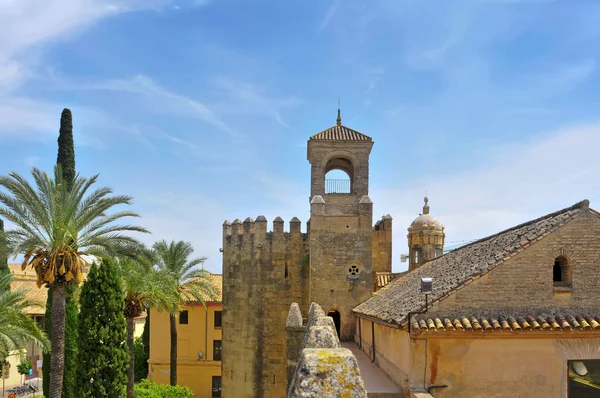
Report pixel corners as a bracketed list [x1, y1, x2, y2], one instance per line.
[374, 214, 393, 231]
[223, 216, 309, 242]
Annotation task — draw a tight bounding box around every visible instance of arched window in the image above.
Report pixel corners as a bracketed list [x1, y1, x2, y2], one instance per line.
[414, 249, 421, 264]
[325, 169, 351, 193]
[324, 157, 354, 194]
[553, 256, 571, 287]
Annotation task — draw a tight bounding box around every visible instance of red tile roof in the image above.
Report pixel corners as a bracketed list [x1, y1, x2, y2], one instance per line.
[411, 313, 600, 333]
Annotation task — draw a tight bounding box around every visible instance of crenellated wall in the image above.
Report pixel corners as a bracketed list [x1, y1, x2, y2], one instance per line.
[222, 216, 310, 398]
[372, 214, 393, 273]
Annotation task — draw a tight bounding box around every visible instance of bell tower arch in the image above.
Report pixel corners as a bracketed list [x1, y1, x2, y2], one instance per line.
[307, 110, 374, 341]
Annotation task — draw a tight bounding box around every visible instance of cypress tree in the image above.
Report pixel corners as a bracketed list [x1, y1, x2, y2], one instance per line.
[57, 108, 76, 189]
[76, 260, 129, 397]
[45, 108, 79, 397]
[0, 219, 7, 273]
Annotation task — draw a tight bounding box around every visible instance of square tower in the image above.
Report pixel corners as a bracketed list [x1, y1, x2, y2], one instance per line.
[307, 113, 374, 341]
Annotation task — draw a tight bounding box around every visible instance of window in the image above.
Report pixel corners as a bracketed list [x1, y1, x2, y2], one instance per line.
[414, 249, 421, 264]
[553, 256, 571, 287]
[212, 375, 222, 397]
[214, 311, 222, 328]
[435, 247, 443, 258]
[568, 360, 600, 396]
[213, 340, 222, 361]
[179, 310, 188, 325]
[284, 264, 289, 279]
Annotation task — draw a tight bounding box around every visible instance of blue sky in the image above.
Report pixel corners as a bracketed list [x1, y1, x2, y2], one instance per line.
[1, 0, 600, 273]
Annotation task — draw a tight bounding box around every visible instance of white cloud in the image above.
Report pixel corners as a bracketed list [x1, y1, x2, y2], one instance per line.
[212, 77, 302, 130]
[319, 0, 340, 33]
[371, 122, 600, 272]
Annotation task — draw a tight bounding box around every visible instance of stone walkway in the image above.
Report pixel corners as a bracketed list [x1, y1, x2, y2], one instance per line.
[342, 342, 403, 395]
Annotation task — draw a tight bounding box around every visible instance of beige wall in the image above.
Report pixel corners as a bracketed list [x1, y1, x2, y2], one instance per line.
[357, 318, 411, 392]
[417, 335, 600, 398]
[149, 304, 222, 398]
[357, 318, 600, 397]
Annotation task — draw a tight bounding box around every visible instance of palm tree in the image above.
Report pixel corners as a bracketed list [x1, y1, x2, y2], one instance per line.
[0, 166, 148, 398]
[0, 272, 49, 361]
[153, 240, 219, 386]
[117, 253, 178, 398]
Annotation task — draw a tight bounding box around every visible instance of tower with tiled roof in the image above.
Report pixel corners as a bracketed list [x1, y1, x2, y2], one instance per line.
[307, 110, 375, 341]
[407, 196, 445, 270]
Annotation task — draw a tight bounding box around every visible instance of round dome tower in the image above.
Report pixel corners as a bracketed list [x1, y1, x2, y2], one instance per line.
[407, 197, 445, 271]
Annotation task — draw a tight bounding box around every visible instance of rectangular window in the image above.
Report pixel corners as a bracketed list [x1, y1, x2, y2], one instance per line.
[179, 310, 188, 325]
[213, 340, 222, 361]
[568, 359, 600, 397]
[214, 311, 222, 328]
[212, 375, 222, 397]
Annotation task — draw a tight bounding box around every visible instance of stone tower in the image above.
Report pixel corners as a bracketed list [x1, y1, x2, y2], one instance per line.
[407, 197, 445, 270]
[307, 110, 374, 341]
[221, 111, 389, 397]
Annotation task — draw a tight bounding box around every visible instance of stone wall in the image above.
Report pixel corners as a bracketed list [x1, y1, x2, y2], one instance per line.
[372, 215, 393, 274]
[433, 211, 600, 312]
[222, 217, 310, 398]
[287, 302, 367, 398]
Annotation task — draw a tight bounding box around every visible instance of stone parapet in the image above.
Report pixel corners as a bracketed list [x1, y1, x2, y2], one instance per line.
[287, 302, 367, 398]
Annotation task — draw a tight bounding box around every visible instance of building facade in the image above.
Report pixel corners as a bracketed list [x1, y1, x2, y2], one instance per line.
[149, 274, 223, 398]
[354, 200, 600, 397]
[221, 115, 394, 397]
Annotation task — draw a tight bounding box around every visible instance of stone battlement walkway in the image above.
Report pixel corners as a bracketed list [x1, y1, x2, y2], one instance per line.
[342, 342, 403, 397]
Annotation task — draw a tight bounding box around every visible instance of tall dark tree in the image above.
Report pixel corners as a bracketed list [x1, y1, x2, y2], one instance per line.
[45, 108, 79, 398]
[57, 108, 75, 189]
[76, 260, 129, 397]
[0, 219, 7, 273]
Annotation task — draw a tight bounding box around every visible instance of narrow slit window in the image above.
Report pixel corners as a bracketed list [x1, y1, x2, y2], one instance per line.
[285, 264, 289, 279]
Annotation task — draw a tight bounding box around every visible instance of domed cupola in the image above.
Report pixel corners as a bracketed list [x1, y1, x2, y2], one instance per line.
[407, 197, 445, 271]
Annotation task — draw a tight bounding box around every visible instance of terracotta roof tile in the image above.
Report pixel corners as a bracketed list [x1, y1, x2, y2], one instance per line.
[412, 312, 600, 333]
[10, 278, 47, 315]
[310, 125, 372, 142]
[353, 200, 591, 325]
[184, 273, 222, 303]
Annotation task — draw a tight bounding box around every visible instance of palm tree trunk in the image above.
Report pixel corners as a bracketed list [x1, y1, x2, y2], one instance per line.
[169, 313, 177, 386]
[126, 316, 135, 398]
[48, 282, 66, 398]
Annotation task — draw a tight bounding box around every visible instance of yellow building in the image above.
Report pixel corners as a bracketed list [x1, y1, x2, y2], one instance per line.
[148, 273, 223, 398]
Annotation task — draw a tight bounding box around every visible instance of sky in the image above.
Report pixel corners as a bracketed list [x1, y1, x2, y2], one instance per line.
[1, 0, 600, 273]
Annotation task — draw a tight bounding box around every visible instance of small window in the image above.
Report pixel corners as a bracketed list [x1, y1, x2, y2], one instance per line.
[212, 375, 222, 397]
[284, 264, 289, 279]
[553, 256, 571, 287]
[214, 311, 222, 328]
[213, 340, 222, 361]
[568, 360, 600, 395]
[435, 247, 443, 258]
[179, 310, 189, 325]
[414, 249, 421, 264]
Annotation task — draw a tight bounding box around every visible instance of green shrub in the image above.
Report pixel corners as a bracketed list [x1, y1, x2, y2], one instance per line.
[134, 337, 149, 382]
[134, 379, 194, 398]
[17, 358, 32, 375]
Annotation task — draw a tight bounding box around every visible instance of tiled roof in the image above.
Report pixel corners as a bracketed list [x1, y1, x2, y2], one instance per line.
[411, 313, 600, 333]
[375, 272, 407, 290]
[353, 200, 592, 325]
[10, 278, 47, 315]
[183, 273, 222, 303]
[310, 125, 372, 142]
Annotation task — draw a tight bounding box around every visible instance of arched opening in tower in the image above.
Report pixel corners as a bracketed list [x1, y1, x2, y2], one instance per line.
[327, 310, 341, 338]
[324, 157, 353, 194]
[325, 169, 351, 194]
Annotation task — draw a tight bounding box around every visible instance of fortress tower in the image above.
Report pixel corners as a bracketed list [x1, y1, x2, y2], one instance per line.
[222, 111, 391, 397]
[407, 197, 445, 270]
[307, 110, 375, 341]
